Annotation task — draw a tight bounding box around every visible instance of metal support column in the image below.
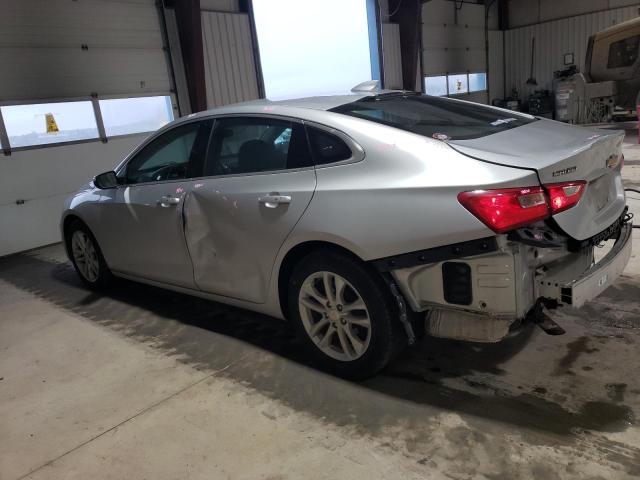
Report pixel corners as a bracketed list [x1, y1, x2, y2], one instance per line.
[166, 0, 207, 112]
[91, 93, 108, 143]
[391, 0, 423, 91]
[0, 109, 11, 156]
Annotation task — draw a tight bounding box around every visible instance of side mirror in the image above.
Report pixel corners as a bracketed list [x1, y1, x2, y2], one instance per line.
[94, 171, 118, 189]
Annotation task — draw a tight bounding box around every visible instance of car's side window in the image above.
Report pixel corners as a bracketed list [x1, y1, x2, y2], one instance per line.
[204, 117, 312, 176]
[124, 120, 212, 185]
[307, 127, 353, 165]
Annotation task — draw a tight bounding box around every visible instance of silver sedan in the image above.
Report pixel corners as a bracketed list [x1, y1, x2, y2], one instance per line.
[61, 90, 632, 378]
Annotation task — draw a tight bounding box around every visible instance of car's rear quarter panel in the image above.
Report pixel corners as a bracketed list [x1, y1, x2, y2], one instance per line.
[288, 115, 542, 261]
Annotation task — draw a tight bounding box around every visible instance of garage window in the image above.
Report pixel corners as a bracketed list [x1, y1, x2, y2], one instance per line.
[448, 74, 468, 95]
[424, 73, 487, 97]
[99, 96, 174, 137]
[0, 101, 99, 148]
[424, 76, 448, 97]
[0, 95, 175, 152]
[468, 73, 487, 92]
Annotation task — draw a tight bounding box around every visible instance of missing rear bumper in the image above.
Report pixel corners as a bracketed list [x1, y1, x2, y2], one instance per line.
[538, 222, 633, 308]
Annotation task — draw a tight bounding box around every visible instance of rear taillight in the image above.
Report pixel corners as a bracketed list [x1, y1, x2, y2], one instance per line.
[545, 181, 586, 214]
[457, 187, 549, 233]
[459, 181, 587, 233]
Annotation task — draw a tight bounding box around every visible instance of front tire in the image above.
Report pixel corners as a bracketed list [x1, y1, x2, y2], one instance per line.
[288, 251, 404, 379]
[66, 220, 112, 289]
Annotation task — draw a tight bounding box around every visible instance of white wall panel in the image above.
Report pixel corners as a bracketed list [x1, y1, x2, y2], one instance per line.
[0, 0, 172, 101]
[0, 0, 173, 256]
[0, 134, 148, 257]
[504, 6, 639, 98]
[382, 23, 403, 89]
[421, 0, 486, 75]
[0, 49, 171, 101]
[201, 11, 260, 108]
[421, 0, 488, 103]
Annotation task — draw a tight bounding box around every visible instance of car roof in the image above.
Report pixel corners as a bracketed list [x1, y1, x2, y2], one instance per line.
[234, 94, 371, 111]
[184, 90, 412, 121]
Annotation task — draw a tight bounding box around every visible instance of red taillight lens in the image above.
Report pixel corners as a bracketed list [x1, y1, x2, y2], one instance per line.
[544, 181, 586, 214]
[457, 187, 550, 233]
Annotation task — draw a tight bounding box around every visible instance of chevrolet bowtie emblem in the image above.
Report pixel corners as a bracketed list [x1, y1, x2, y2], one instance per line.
[606, 154, 620, 169]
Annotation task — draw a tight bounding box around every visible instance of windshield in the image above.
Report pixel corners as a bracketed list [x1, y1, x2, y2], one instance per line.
[330, 94, 536, 140]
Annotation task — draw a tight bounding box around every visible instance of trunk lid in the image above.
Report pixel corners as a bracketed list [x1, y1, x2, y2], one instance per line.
[448, 119, 626, 241]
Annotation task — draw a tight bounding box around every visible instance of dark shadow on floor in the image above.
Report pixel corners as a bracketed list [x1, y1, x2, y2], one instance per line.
[0, 253, 636, 441]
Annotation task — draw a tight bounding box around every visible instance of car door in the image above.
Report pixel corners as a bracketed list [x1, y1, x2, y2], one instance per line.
[100, 119, 213, 287]
[183, 116, 316, 303]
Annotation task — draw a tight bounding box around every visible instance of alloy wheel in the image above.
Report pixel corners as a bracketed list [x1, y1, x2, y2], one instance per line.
[298, 271, 372, 361]
[71, 230, 100, 283]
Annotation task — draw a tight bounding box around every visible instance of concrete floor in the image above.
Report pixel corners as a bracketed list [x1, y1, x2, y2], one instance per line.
[2, 133, 640, 480]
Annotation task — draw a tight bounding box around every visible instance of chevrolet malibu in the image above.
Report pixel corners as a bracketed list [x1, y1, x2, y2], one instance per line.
[61, 90, 633, 378]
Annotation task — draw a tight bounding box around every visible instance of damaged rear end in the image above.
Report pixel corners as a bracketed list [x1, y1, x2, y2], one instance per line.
[393, 119, 632, 342]
[333, 94, 632, 343]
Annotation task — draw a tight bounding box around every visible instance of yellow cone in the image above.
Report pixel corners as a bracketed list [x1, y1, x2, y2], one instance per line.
[45, 113, 59, 134]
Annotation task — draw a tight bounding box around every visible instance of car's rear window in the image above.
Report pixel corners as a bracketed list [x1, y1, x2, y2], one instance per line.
[330, 94, 536, 140]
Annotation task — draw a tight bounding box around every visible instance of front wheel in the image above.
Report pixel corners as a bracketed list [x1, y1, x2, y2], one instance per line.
[288, 251, 404, 379]
[66, 220, 112, 289]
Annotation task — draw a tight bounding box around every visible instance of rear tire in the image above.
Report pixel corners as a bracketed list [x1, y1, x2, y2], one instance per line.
[288, 250, 404, 379]
[65, 220, 112, 289]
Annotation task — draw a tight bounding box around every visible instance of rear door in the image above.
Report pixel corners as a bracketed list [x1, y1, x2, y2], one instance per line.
[184, 116, 316, 303]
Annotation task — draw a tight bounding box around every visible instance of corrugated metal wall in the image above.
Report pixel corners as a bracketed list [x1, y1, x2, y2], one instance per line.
[200, 0, 239, 12]
[382, 23, 403, 89]
[505, 5, 639, 98]
[0, 0, 172, 101]
[508, 0, 639, 28]
[201, 11, 260, 108]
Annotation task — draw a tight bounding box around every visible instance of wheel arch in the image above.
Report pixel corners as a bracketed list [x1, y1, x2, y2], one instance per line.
[276, 240, 383, 320]
[61, 212, 87, 258]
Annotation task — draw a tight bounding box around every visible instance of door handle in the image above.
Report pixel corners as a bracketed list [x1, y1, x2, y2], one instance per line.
[258, 193, 292, 208]
[158, 195, 181, 207]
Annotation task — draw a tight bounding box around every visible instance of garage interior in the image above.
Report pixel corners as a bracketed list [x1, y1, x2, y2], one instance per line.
[2, 0, 640, 478]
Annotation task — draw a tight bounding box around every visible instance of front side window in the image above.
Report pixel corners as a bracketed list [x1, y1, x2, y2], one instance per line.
[331, 94, 535, 140]
[205, 117, 312, 176]
[125, 120, 212, 185]
[607, 35, 640, 69]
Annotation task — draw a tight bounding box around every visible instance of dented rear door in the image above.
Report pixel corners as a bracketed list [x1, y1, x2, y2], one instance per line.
[184, 172, 315, 303]
[183, 116, 316, 304]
